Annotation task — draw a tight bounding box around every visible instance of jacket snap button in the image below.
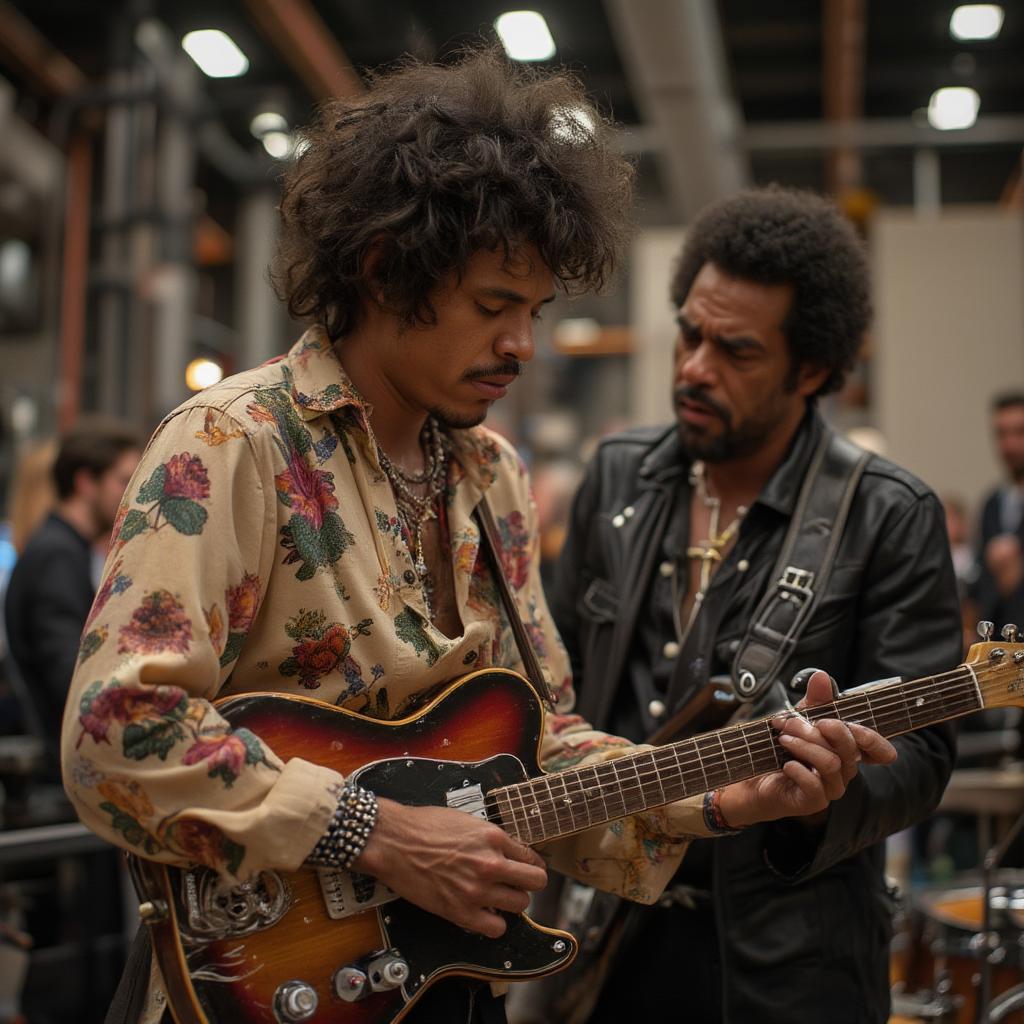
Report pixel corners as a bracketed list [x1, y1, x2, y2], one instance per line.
[648, 699, 666, 719]
[659, 560, 674, 577]
[623, 506, 635, 518]
[662, 640, 680, 659]
[737, 559, 750, 572]
[612, 514, 625, 528]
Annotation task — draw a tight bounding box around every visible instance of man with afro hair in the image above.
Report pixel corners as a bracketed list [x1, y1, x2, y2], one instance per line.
[549, 186, 961, 1024]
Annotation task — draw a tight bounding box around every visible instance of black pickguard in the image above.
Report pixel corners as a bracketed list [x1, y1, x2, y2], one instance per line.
[352, 754, 577, 998]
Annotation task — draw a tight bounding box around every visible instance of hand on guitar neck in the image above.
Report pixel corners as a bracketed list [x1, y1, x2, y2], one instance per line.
[719, 669, 898, 829]
[354, 800, 548, 939]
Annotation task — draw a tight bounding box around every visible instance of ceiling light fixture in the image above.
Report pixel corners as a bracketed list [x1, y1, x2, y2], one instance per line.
[927, 86, 980, 130]
[181, 29, 249, 78]
[261, 131, 294, 159]
[949, 4, 1004, 41]
[250, 111, 288, 139]
[185, 358, 224, 392]
[495, 11, 556, 62]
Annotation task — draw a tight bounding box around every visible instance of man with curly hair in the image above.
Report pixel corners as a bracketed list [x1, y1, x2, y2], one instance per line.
[548, 187, 961, 1023]
[64, 56, 892, 1024]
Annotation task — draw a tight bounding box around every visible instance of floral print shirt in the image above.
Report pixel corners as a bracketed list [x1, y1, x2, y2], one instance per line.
[62, 329, 711, 912]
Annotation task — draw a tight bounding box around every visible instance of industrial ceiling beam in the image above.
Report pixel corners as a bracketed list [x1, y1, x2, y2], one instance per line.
[0, 0, 86, 96]
[604, 0, 748, 222]
[243, 0, 363, 101]
[743, 115, 1024, 151]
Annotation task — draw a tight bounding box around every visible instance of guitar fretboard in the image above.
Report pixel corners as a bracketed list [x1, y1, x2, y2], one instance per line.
[488, 666, 982, 845]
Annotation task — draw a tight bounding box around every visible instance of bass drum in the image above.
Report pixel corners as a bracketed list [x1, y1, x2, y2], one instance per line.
[893, 872, 1024, 1024]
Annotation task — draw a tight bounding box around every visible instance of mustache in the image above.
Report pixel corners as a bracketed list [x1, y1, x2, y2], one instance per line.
[674, 386, 730, 423]
[462, 361, 525, 382]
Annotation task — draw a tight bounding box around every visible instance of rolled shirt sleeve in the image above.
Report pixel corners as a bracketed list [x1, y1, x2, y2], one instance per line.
[61, 403, 342, 882]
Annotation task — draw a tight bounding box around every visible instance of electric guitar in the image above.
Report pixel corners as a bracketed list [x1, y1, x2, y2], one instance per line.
[129, 632, 1024, 1024]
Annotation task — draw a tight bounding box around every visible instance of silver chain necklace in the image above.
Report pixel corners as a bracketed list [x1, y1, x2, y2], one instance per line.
[372, 417, 448, 620]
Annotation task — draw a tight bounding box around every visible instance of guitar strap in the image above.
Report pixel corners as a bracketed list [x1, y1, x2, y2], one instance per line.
[730, 428, 869, 703]
[474, 495, 559, 712]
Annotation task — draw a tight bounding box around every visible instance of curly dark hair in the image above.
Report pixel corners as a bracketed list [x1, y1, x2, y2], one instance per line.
[670, 186, 871, 395]
[274, 48, 635, 340]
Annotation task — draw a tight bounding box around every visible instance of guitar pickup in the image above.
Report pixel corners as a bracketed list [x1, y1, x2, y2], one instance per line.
[317, 868, 396, 920]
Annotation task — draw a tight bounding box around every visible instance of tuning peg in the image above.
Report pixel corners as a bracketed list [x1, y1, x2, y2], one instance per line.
[978, 621, 994, 641]
[1001, 624, 1020, 643]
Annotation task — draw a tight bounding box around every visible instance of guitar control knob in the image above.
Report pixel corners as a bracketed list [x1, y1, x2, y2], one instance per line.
[1001, 624, 1019, 643]
[978, 621, 994, 640]
[273, 980, 318, 1022]
[367, 951, 410, 991]
[333, 966, 369, 1003]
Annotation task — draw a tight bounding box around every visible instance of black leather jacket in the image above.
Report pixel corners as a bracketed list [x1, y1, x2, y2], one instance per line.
[548, 410, 962, 1024]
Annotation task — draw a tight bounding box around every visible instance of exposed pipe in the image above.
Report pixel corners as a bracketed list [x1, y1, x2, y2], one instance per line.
[603, 0, 748, 221]
[57, 133, 92, 432]
[243, 0, 363, 100]
[822, 0, 866, 195]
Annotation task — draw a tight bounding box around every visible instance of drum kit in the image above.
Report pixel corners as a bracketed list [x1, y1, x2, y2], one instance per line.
[889, 765, 1024, 1024]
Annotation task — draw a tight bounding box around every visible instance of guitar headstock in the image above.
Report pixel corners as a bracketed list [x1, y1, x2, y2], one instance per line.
[965, 621, 1024, 710]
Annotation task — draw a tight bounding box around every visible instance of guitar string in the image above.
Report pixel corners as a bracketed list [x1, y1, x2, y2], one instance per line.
[495, 680, 981, 841]
[491, 662, 1009, 840]
[490, 662, 1012, 840]
[492, 683, 977, 841]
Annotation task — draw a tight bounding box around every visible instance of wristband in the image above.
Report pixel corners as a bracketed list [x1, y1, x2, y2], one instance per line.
[306, 783, 379, 870]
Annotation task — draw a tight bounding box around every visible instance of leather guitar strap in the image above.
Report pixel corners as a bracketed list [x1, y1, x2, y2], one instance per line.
[730, 429, 869, 703]
[475, 496, 558, 711]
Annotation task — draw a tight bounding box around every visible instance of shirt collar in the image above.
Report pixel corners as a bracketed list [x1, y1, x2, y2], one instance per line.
[285, 327, 504, 493]
[285, 328, 369, 424]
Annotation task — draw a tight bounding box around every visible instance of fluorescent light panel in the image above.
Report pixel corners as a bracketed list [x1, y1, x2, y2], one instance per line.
[950, 4, 1004, 40]
[495, 11, 556, 62]
[927, 86, 980, 130]
[182, 29, 249, 78]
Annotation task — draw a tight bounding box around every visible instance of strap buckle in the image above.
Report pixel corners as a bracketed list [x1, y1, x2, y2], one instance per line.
[779, 566, 815, 601]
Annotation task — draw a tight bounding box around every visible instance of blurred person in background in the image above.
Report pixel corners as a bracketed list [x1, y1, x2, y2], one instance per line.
[0, 439, 58, 737]
[940, 493, 981, 655]
[3, 418, 140, 762]
[6, 439, 58, 558]
[60, 53, 891, 1024]
[972, 392, 1024, 630]
[547, 187, 961, 1024]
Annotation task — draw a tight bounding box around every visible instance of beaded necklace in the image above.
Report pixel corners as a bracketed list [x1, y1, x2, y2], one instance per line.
[372, 417, 448, 620]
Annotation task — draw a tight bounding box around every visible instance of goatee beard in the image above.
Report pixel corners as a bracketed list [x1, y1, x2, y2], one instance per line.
[430, 405, 487, 431]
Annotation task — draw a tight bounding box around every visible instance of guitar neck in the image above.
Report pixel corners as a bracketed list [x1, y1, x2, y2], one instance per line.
[491, 664, 986, 846]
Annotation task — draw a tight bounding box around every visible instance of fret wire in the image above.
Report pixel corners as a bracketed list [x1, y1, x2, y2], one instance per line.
[610, 756, 637, 817]
[563, 769, 593, 830]
[580, 764, 613, 823]
[534, 775, 558, 841]
[608, 759, 634, 817]
[739, 723, 757, 777]
[642, 749, 667, 807]
[496, 790, 524, 843]
[491, 668, 989, 842]
[544, 771, 576, 835]
[691, 736, 711, 793]
[511, 776, 535, 844]
[599, 760, 628, 820]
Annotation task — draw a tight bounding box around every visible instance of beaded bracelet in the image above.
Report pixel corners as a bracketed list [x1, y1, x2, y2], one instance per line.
[702, 788, 742, 836]
[307, 783, 379, 870]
